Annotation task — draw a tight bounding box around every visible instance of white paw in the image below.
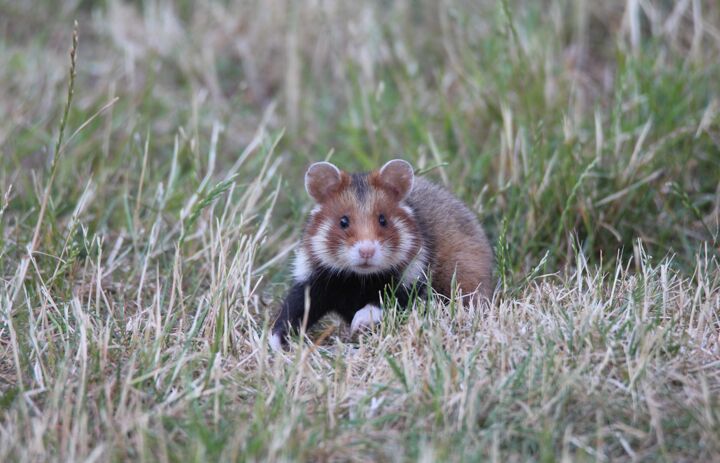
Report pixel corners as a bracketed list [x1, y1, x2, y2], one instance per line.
[351, 305, 383, 334]
[269, 333, 283, 352]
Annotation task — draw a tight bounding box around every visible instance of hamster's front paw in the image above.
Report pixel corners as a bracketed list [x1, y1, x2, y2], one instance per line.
[350, 304, 383, 334]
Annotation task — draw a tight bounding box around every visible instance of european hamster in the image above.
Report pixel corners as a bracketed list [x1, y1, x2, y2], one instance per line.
[271, 159, 493, 350]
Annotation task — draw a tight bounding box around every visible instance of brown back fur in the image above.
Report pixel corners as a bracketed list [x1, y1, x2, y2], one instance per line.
[407, 177, 494, 299]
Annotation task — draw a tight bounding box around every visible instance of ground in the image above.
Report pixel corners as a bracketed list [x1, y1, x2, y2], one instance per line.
[1, 1, 719, 461]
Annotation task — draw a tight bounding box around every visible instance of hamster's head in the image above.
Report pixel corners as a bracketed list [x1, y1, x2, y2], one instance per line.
[301, 159, 421, 275]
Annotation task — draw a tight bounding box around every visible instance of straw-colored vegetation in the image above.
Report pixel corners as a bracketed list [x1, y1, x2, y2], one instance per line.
[1, 1, 719, 461]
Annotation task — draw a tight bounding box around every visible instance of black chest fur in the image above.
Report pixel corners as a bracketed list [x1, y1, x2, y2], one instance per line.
[272, 266, 416, 342]
[305, 267, 404, 322]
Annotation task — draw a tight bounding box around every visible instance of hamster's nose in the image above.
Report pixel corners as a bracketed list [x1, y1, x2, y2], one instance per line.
[358, 244, 376, 260]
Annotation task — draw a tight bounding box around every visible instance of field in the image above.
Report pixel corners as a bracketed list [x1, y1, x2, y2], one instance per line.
[1, 0, 719, 461]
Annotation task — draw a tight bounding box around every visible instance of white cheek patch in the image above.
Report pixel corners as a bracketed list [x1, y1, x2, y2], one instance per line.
[401, 246, 428, 288]
[310, 220, 334, 267]
[336, 244, 355, 269]
[350, 304, 383, 333]
[393, 219, 415, 263]
[400, 205, 415, 217]
[291, 246, 312, 282]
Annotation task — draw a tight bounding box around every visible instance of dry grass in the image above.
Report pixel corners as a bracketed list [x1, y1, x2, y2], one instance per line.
[1, 0, 719, 461]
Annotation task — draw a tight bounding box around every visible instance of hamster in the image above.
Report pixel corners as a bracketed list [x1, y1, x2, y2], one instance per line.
[270, 159, 494, 350]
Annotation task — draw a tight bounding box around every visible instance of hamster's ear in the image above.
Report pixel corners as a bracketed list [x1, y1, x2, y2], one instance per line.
[305, 161, 345, 202]
[375, 159, 414, 201]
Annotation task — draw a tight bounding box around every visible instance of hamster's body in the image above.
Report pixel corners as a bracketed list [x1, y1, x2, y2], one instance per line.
[271, 160, 493, 350]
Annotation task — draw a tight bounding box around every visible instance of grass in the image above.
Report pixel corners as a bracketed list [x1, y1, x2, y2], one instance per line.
[1, 0, 719, 461]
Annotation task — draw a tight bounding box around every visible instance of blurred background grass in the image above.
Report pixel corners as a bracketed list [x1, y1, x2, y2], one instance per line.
[2, 0, 718, 287]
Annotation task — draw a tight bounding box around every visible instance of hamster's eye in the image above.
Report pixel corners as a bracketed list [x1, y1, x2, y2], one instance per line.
[339, 215, 350, 229]
[378, 214, 387, 227]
